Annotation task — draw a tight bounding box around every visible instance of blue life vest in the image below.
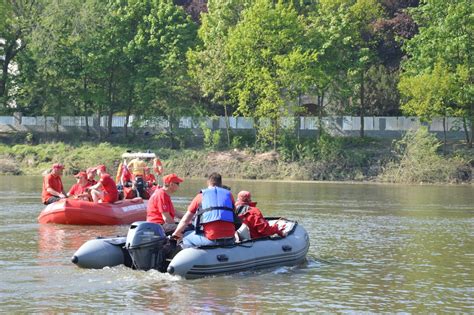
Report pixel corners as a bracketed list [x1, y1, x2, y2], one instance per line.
[195, 187, 234, 230]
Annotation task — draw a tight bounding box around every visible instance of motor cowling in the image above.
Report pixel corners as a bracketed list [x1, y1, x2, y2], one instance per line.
[125, 221, 167, 271]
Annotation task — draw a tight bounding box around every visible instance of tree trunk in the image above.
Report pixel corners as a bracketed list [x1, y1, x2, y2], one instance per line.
[443, 116, 447, 154]
[83, 77, 90, 137]
[97, 109, 102, 141]
[470, 102, 474, 148]
[317, 95, 324, 139]
[223, 101, 231, 147]
[107, 110, 113, 137]
[360, 70, 365, 138]
[273, 118, 277, 151]
[124, 85, 133, 138]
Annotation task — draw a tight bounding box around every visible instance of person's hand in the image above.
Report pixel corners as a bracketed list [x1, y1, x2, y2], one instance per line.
[59, 193, 66, 198]
[171, 231, 183, 240]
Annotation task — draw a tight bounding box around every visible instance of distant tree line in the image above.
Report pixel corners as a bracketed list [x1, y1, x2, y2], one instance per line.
[0, 0, 472, 148]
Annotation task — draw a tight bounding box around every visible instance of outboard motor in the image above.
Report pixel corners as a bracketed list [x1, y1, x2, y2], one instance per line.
[125, 221, 168, 271]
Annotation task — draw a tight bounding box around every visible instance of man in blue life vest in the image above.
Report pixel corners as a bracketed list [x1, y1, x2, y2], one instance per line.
[172, 172, 237, 248]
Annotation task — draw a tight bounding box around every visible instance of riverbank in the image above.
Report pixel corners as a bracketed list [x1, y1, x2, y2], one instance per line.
[0, 133, 472, 184]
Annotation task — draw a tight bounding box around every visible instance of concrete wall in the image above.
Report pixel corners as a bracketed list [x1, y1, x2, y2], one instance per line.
[0, 115, 468, 140]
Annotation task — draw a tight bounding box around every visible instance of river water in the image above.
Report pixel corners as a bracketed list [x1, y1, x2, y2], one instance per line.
[0, 176, 472, 313]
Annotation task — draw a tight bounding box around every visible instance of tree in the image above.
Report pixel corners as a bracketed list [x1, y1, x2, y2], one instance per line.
[226, 0, 317, 150]
[0, 0, 43, 111]
[400, 0, 473, 147]
[188, 0, 250, 147]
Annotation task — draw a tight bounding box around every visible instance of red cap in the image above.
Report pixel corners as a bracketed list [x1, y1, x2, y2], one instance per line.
[74, 171, 87, 178]
[162, 173, 184, 185]
[86, 167, 96, 174]
[237, 190, 257, 207]
[52, 163, 64, 170]
[96, 165, 106, 172]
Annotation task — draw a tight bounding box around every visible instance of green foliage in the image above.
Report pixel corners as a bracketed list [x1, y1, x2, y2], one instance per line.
[226, 0, 317, 148]
[400, 0, 473, 145]
[400, 60, 457, 118]
[201, 121, 223, 151]
[380, 127, 467, 183]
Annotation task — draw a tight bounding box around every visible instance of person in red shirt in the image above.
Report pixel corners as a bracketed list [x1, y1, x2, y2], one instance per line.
[234, 190, 287, 241]
[86, 167, 98, 187]
[41, 163, 67, 205]
[89, 165, 119, 203]
[172, 172, 237, 248]
[144, 167, 157, 188]
[67, 171, 90, 201]
[146, 173, 185, 234]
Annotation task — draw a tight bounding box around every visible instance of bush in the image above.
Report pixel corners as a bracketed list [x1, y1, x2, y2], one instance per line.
[379, 127, 468, 183]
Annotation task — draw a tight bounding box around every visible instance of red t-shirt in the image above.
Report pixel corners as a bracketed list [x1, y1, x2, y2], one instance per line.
[146, 188, 175, 224]
[100, 173, 118, 203]
[188, 192, 235, 240]
[239, 206, 282, 239]
[86, 179, 97, 188]
[145, 173, 156, 187]
[41, 173, 64, 203]
[68, 183, 87, 197]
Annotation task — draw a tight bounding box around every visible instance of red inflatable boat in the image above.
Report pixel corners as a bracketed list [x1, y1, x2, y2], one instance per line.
[38, 198, 148, 225]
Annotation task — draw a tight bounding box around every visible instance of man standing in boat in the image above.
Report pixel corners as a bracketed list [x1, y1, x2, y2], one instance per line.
[146, 173, 185, 234]
[172, 172, 237, 248]
[41, 163, 67, 205]
[88, 165, 119, 203]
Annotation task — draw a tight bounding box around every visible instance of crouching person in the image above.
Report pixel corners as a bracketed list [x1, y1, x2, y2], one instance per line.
[235, 190, 287, 241]
[172, 173, 236, 248]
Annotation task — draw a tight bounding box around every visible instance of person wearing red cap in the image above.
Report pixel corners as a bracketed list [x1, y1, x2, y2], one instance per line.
[146, 173, 185, 234]
[89, 165, 119, 203]
[235, 190, 287, 241]
[86, 167, 98, 187]
[172, 172, 237, 248]
[67, 171, 90, 200]
[41, 163, 66, 205]
[144, 167, 157, 188]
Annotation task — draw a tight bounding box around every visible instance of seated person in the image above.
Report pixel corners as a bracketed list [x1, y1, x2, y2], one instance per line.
[144, 167, 157, 187]
[41, 163, 66, 205]
[89, 165, 119, 203]
[146, 173, 185, 234]
[172, 173, 236, 248]
[86, 167, 98, 187]
[67, 171, 90, 200]
[235, 190, 287, 241]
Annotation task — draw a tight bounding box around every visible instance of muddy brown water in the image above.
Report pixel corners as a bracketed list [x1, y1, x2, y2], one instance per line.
[0, 176, 472, 313]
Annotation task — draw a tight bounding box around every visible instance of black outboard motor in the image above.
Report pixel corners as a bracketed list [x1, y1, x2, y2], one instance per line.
[125, 221, 168, 271]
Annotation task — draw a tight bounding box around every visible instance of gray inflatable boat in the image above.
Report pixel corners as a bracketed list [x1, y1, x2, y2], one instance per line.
[71, 219, 309, 279]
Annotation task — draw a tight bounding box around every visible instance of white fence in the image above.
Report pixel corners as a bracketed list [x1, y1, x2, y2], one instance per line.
[0, 115, 466, 132]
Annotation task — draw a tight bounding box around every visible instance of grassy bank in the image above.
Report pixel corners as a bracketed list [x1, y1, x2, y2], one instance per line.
[0, 130, 472, 184]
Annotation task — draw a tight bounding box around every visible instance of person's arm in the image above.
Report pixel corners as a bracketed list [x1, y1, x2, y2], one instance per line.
[162, 212, 175, 224]
[46, 187, 66, 198]
[46, 177, 66, 198]
[172, 210, 194, 238]
[251, 212, 283, 237]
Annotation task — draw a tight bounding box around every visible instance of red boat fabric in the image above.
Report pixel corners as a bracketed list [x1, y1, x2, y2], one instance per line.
[38, 198, 147, 225]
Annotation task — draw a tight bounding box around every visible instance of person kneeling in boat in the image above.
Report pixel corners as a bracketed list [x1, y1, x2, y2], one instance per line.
[172, 173, 237, 248]
[146, 173, 185, 234]
[235, 190, 287, 241]
[88, 165, 119, 203]
[67, 171, 90, 201]
[41, 163, 67, 205]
